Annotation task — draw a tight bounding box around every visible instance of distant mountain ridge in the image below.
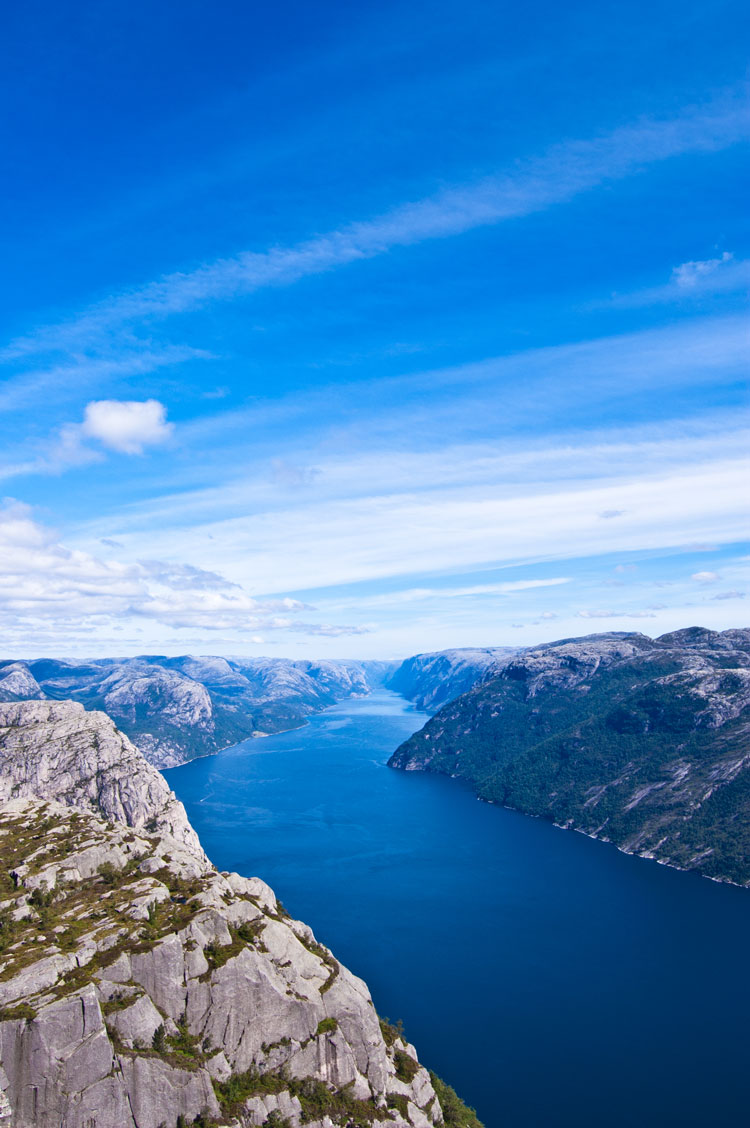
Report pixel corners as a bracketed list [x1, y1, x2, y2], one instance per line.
[386, 647, 518, 710]
[0, 655, 395, 768]
[389, 627, 750, 887]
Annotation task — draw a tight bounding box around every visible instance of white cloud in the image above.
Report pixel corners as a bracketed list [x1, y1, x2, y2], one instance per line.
[578, 609, 656, 619]
[77, 452, 749, 596]
[80, 399, 174, 454]
[0, 500, 360, 642]
[0, 346, 208, 415]
[691, 571, 720, 583]
[672, 251, 734, 288]
[331, 578, 572, 609]
[591, 254, 750, 311]
[713, 590, 746, 600]
[32, 400, 176, 475]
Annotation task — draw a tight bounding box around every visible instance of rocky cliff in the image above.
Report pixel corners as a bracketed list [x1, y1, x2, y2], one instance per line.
[386, 649, 516, 712]
[0, 700, 480, 1128]
[390, 628, 750, 886]
[0, 657, 394, 769]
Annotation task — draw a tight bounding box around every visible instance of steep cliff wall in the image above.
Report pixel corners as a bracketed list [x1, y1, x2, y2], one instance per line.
[386, 649, 516, 712]
[0, 701, 480, 1128]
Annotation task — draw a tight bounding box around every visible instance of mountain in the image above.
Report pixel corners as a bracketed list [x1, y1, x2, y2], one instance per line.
[0, 656, 395, 768]
[0, 699, 481, 1128]
[389, 628, 750, 886]
[386, 648, 517, 711]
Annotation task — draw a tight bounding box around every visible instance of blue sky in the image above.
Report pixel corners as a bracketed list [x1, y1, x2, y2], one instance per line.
[0, 0, 748, 658]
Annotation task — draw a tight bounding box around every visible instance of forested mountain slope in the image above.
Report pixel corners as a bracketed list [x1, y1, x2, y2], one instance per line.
[390, 628, 750, 885]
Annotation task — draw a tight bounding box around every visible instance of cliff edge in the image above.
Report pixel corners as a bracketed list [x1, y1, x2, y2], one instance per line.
[0, 701, 481, 1128]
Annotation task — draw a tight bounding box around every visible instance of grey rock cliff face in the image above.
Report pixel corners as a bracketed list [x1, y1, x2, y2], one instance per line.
[0, 701, 452, 1128]
[0, 700, 202, 855]
[387, 647, 517, 711]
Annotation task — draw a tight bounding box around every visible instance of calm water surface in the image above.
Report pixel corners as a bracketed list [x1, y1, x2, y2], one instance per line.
[164, 690, 750, 1128]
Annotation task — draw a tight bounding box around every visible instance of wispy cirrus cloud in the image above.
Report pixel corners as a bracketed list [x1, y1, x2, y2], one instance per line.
[330, 578, 572, 609]
[72, 447, 749, 596]
[3, 88, 747, 366]
[0, 345, 210, 413]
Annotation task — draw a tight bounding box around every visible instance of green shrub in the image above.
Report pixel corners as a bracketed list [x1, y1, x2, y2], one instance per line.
[379, 1017, 404, 1047]
[394, 1048, 419, 1083]
[97, 862, 120, 886]
[429, 1071, 485, 1128]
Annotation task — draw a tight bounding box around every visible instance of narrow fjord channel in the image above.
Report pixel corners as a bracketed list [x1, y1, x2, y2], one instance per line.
[164, 690, 750, 1128]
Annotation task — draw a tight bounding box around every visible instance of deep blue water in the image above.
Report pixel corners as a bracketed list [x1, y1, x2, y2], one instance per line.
[164, 690, 750, 1128]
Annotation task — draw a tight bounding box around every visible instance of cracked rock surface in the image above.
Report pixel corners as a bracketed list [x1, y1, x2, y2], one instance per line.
[0, 700, 464, 1128]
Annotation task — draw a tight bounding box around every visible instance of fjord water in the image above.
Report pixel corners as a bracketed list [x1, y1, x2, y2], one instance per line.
[165, 691, 750, 1128]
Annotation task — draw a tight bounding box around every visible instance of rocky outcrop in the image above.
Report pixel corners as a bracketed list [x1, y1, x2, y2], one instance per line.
[0, 657, 395, 768]
[390, 628, 750, 887]
[0, 700, 202, 854]
[386, 648, 517, 712]
[0, 700, 476, 1128]
[0, 666, 44, 704]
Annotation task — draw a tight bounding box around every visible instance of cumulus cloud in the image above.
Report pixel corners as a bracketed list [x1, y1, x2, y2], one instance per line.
[80, 399, 174, 454]
[691, 571, 720, 583]
[712, 590, 746, 600]
[0, 500, 357, 641]
[38, 400, 175, 474]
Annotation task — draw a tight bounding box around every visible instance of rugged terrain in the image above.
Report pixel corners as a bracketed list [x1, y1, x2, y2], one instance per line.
[386, 649, 515, 713]
[0, 699, 480, 1128]
[0, 657, 394, 768]
[390, 628, 750, 886]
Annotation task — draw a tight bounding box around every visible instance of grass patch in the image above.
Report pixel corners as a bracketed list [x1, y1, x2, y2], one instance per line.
[0, 1002, 36, 1022]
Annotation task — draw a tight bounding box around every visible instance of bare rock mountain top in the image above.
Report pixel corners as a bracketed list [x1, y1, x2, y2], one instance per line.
[0, 700, 203, 855]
